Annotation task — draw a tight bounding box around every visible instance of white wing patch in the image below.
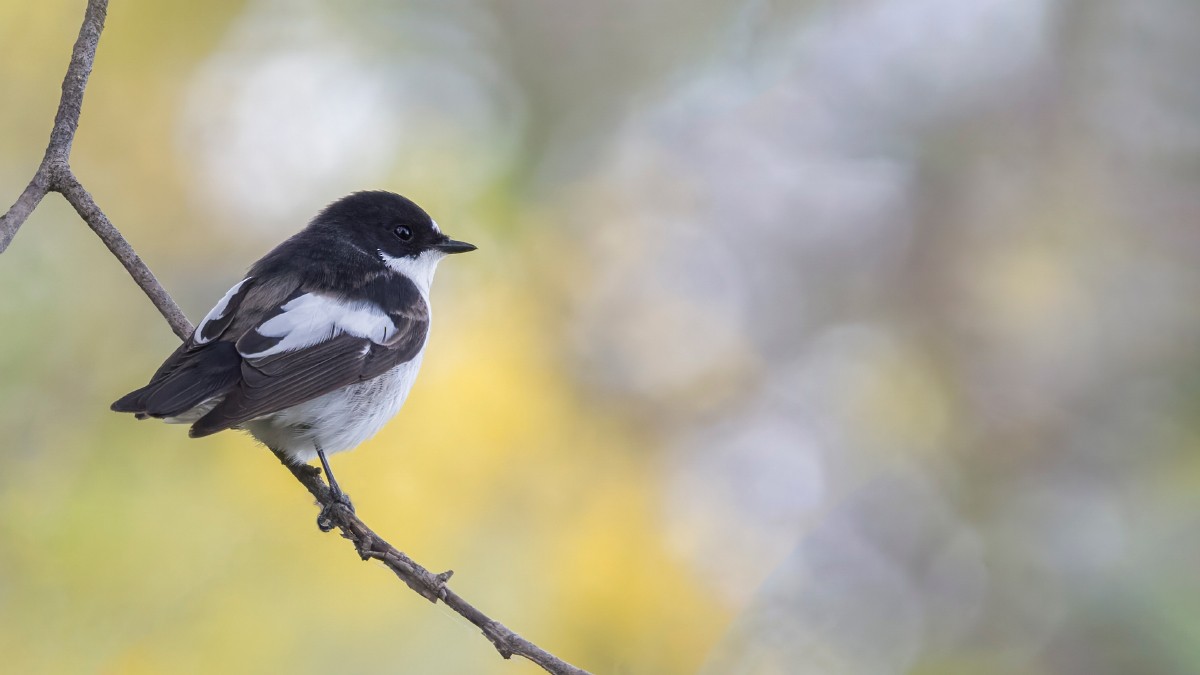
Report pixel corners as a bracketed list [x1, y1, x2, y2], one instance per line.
[241, 293, 397, 358]
[194, 277, 252, 344]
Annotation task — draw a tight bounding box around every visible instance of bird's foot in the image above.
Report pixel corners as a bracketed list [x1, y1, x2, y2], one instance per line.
[317, 488, 355, 532]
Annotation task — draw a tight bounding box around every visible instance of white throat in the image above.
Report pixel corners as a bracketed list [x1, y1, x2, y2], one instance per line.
[378, 249, 445, 301]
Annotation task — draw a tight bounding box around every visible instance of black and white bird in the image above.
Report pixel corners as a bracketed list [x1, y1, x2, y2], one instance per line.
[112, 191, 474, 525]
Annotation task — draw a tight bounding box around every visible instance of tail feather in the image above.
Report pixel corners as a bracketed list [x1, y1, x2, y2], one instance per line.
[111, 387, 151, 414]
[188, 417, 225, 438]
[111, 341, 241, 421]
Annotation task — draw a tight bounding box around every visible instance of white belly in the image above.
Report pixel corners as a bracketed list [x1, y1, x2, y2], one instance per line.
[245, 353, 426, 463]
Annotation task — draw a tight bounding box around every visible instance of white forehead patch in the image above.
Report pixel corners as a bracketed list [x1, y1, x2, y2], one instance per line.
[430, 218, 442, 234]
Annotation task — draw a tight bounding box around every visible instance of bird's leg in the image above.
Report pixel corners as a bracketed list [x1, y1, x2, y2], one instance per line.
[315, 443, 354, 532]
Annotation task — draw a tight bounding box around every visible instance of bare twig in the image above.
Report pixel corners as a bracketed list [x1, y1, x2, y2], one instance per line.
[0, 0, 104, 242]
[0, 3, 591, 674]
[58, 171, 193, 337]
[277, 454, 591, 675]
[0, 0, 191, 340]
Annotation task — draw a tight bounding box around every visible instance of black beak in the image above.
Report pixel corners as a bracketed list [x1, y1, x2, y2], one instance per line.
[435, 238, 477, 254]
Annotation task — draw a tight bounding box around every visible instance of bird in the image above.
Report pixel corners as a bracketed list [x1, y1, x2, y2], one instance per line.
[111, 191, 475, 528]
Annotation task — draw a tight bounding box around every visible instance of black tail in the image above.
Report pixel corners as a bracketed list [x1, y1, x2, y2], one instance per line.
[111, 341, 241, 419]
[111, 386, 152, 413]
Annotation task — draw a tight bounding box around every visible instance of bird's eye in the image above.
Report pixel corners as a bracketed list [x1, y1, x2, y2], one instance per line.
[394, 225, 413, 241]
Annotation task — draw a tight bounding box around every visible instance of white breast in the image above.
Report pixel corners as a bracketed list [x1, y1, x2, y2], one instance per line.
[245, 353, 426, 463]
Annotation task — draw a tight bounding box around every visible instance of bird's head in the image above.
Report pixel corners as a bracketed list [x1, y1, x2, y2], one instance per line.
[312, 191, 476, 264]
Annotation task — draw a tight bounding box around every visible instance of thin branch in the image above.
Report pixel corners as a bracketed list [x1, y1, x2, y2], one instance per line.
[0, 0, 106, 250]
[47, 0, 106, 161]
[0, 2, 591, 674]
[58, 171, 193, 339]
[277, 454, 592, 675]
[0, 173, 51, 250]
[0, 0, 189, 341]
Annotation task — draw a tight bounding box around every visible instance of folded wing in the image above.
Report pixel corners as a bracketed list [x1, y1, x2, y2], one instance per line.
[188, 288, 429, 437]
[111, 277, 259, 418]
[112, 271, 430, 437]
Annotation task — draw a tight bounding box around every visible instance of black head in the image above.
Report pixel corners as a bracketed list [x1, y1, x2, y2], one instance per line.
[310, 191, 475, 259]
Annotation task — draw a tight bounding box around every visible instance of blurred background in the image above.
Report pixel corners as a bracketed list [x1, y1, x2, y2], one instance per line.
[2, 0, 1199, 673]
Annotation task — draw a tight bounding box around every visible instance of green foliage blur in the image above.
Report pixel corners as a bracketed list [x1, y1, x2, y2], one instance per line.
[3, 1, 1200, 674]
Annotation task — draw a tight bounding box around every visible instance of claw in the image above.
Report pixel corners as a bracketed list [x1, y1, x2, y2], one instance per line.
[313, 443, 354, 532]
[317, 489, 354, 532]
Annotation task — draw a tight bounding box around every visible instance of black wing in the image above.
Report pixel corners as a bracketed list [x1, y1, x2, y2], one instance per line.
[187, 280, 429, 437]
[111, 276, 261, 418]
